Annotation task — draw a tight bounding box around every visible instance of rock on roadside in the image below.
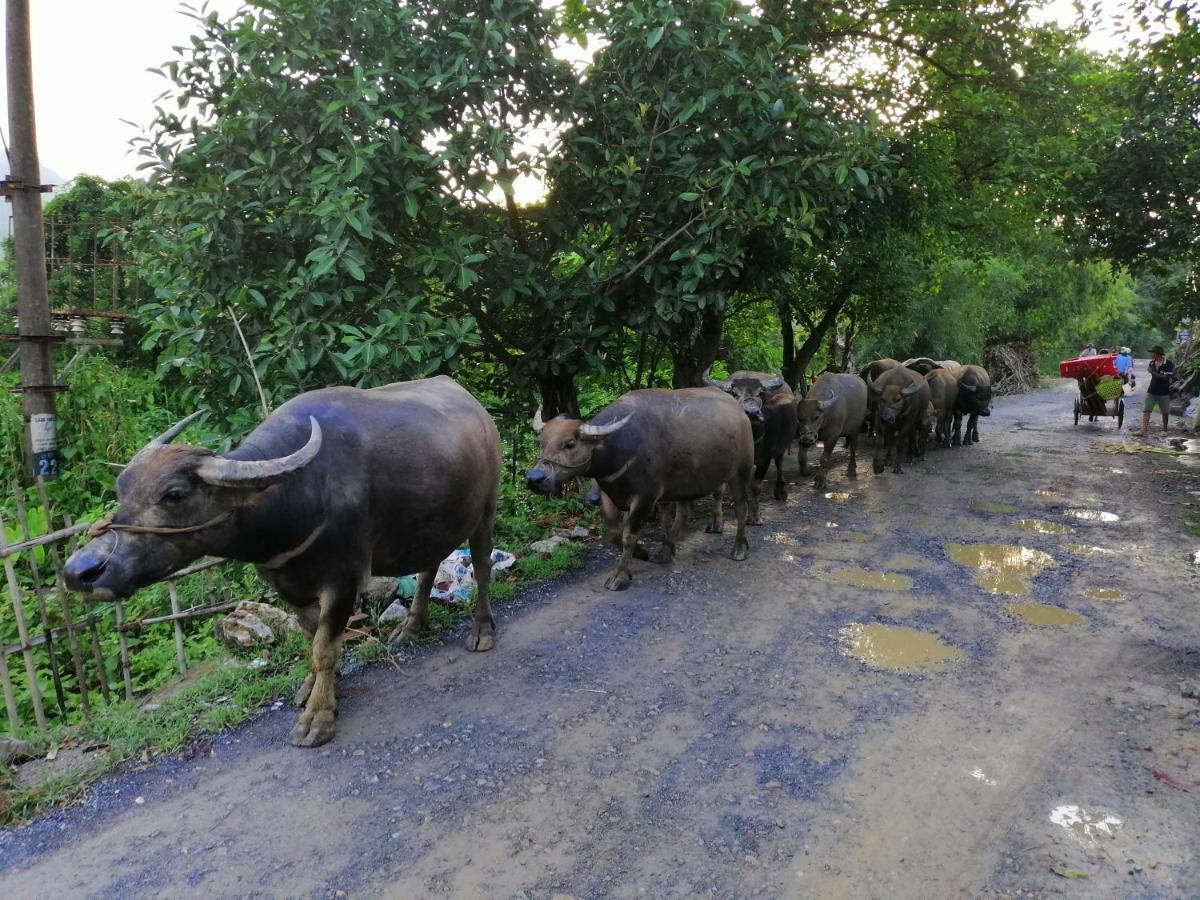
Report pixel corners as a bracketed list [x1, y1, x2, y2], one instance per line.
[214, 601, 301, 651]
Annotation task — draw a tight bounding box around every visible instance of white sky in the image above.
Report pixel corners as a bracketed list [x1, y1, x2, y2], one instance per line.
[0, 0, 1136, 188]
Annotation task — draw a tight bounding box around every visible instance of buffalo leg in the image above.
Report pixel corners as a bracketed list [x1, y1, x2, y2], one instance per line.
[466, 506, 497, 653]
[893, 426, 907, 474]
[873, 427, 888, 474]
[602, 493, 650, 560]
[650, 502, 688, 564]
[392, 569, 435, 647]
[606, 494, 656, 591]
[772, 454, 788, 501]
[814, 438, 834, 490]
[292, 602, 319, 707]
[846, 433, 859, 479]
[728, 465, 751, 561]
[968, 413, 980, 444]
[705, 486, 726, 534]
[797, 444, 810, 476]
[747, 461, 769, 526]
[951, 412, 963, 446]
[290, 586, 353, 748]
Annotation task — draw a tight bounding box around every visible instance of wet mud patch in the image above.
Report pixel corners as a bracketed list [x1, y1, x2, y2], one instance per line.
[822, 566, 914, 591]
[969, 501, 1020, 514]
[1015, 518, 1074, 535]
[1004, 602, 1088, 627]
[1063, 508, 1120, 523]
[838, 623, 966, 673]
[1085, 587, 1125, 602]
[752, 741, 848, 800]
[948, 544, 1056, 596]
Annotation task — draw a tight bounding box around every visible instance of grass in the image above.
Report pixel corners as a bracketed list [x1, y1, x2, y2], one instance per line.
[1, 526, 592, 826]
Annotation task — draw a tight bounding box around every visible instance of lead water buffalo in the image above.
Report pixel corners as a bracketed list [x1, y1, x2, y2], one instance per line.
[64, 377, 502, 747]
[952, 364, 993, 445]
[795, 373, 868, 490]
[704, 370, 796, 524]
[870, 365, 931, 474]
[526, 389, 754, 590]
[925, 367, 960, 448]
[860, 358, 901, 436]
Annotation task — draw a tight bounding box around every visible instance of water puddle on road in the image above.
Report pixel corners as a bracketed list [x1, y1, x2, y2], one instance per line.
[824, 521, 840, 529]
[1034, 489, 1062, 498]
[838, 623, 965, 673]
[1015, 519, 1075, 535]
[1064, 509, 1120, 523]
[1006, 602, 1088, 627]
[948, 544, 1056, 596]
[1066, 543, 1118, 558]
[824, 567, 914, 591]
[969, 501, 1019, 514]
[823, 492, 853, 501]
[1086, 587, 1126, 602]
[1050, 804, 1124, 845]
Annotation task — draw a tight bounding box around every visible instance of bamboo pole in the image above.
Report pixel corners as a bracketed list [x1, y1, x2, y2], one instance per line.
[9, 490, 67, 718]
[166, 582, 187, 676]
[113, 599, 133, 701]
[116, 601, 237, 631]
[0, 642, 20, 735]
[35, 479, 91, 716]
[0, 520, 90, 558]
[0, 509, 47, 731]
[59, 510, 110, 704]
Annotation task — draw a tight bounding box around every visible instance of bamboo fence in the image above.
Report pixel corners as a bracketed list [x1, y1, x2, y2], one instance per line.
[0, 479, 238, 736]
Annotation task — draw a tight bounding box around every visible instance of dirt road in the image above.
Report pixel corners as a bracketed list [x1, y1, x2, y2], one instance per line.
[2, 378, 1199, 898]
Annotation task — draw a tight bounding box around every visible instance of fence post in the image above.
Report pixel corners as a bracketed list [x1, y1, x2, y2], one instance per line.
[166, 582, 187, 676]
[0, 647, 20, 735]
[113, 599, 133, 701]
[0, 508, 47, 732]
[58, 510, 111, 704]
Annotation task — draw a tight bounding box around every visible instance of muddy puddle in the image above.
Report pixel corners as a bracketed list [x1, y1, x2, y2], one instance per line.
[1064, 509, 1120, 523]
[823, 567, 914, 591]
[838, 623, 965, 672]
[969, 501, 1019, 514]
[1168, 438, 1200, 455]
[948, 544, 1056, 596]
[823, 492, 853, 501]
[1005, 602, 1088, 627]
[1015, 519, 1074, 535]
[1050, 804, 1124, 845]
[1086, 587, 1126, 602]
[1034, 489, 1062, 498]
[1066, 543, 1118, 558]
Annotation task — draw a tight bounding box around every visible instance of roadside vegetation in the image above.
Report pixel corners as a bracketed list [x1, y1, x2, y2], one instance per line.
[1, 0, 1197, 821]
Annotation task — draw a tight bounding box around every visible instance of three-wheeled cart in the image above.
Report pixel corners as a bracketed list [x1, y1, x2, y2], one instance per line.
[1072, 374, 1125, 429]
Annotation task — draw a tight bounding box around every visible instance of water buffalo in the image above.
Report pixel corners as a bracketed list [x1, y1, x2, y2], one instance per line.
[925, 367, 960, 448]
[953, 364, 993, 445]
[526, 389, 754, 590]
[704, 370, 796, 524]
[870, 365, 931, 474]
[903, 357, 942, 376]
[937, 359, 963, 374]
[63, 377, 502, 747]
[796, 373, 868, 490]
[860, 358, 901, 436]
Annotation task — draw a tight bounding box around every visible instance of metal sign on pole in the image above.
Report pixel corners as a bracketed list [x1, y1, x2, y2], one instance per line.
[5, 0, 60, 479]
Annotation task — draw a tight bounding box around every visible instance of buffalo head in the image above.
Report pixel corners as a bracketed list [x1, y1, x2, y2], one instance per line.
[526, 407, 630, 495]
[704, 369, 785, 423]
[64, 413, 322, 599]
[870, 375, 924, 426]
[795, 394, 838, 447]
[959, 379, 993, 416]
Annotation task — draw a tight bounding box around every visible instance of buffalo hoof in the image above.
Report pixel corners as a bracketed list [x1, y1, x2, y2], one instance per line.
[773, 484, 788, 502]
[847, 467, 858, 480]
[632, 542, 651, 561]
[747, 513, 764, 527]
[466, 616, 497, 652]
[293, 673, 315, 708]
[649, 545, 675, 565]
[813, 477, 827, 491]
[704, 521, 724, 534]
[390, 615, 428, 648]
[604, 570, 633, 591]
[730, 539, 749, 561]
[289, 709, 336, 748]
[872, 462, 885, 475]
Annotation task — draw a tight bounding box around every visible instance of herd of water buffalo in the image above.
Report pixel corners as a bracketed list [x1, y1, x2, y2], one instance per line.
[61, 356, 991, 746]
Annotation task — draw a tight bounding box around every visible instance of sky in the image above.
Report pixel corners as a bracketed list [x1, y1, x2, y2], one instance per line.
[0, 0, 1138, 189]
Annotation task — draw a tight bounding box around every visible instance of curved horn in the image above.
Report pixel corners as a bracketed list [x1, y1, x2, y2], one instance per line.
[959, 382, 976, 393]
[761, 375, 785, 392]
[579, 413, 632, 439]
[196, 417, 323, 488]
[868, 376, 883, 396]
[532, 406, 546, 435]
[901, 381, 925, 397]
[702, 366, 732, 392]
[817, 394, 838, 411]
[130, 411, 204, 463]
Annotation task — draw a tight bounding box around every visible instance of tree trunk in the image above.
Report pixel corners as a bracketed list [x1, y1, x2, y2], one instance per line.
[841, 312, 857, 372]
[779, 299, 799, 389]
[672, 307, 724, 388]
[794, 286, 852, 382]
[537, 371, 580, 419]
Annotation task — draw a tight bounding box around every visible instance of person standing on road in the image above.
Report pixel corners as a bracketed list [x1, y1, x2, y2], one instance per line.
[1131, 345, 1174, 437]
[1115, 347, 1134, 387]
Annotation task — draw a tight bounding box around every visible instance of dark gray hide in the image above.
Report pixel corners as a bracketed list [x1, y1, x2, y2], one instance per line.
[795, 373, 868, 490]
[903, 357, 942, 376]
[952, 364, 993, 445]
[64, 376, 502, 747]
[527, 388, 754, 590]
[870, 365, 931, 475]
[704, 370, 795, 524]
[860, 358, 901, 436]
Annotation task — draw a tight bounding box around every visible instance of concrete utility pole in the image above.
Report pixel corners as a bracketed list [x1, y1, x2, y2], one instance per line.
[5, 0, 59, 479]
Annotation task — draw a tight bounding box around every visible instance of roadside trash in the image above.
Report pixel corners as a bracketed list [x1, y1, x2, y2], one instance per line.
[416, 548, 517, 604]
[379, 599, 408, 624]
[214, 601, 301, 650]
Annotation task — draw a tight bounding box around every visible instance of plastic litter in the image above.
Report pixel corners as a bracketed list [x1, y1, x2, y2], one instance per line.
[425, 548, 517, 604]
